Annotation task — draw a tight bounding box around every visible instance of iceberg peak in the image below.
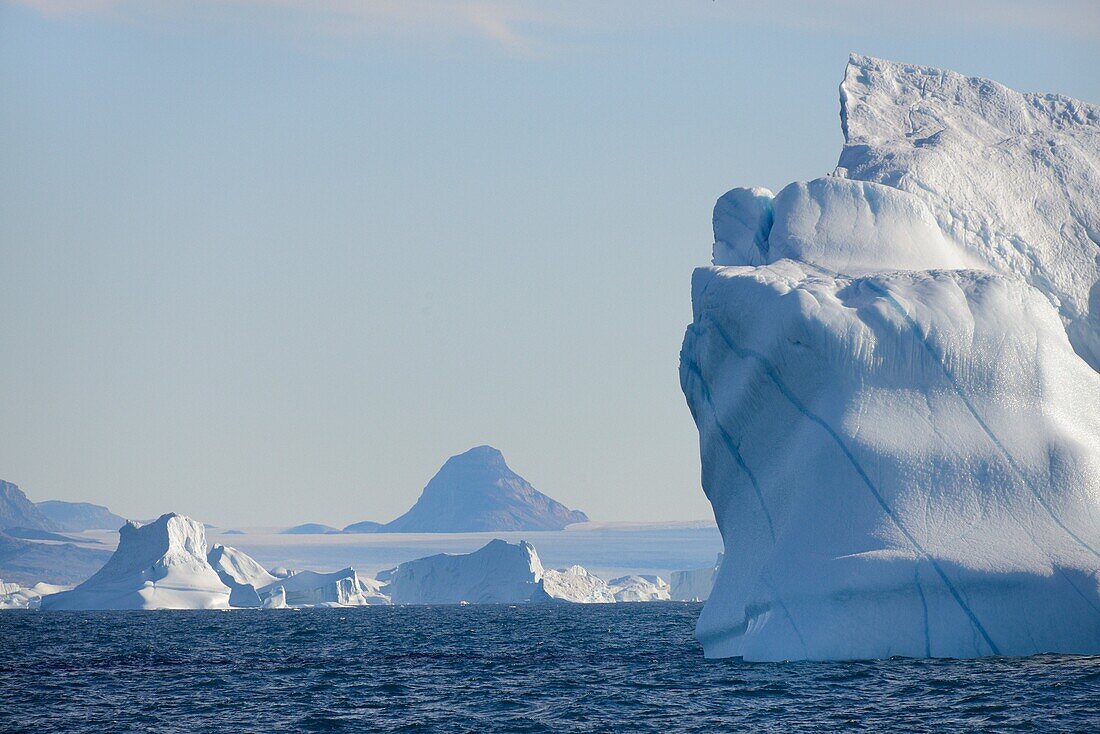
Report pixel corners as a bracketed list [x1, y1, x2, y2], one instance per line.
[41, 512, 231, 610]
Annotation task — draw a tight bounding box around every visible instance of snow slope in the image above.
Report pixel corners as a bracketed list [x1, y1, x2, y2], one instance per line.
[682, 55, 1100, 661]
[40, 514, 232, 610]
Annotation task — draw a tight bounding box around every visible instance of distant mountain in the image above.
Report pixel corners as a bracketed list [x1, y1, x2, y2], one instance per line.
[3, 527, 100, 544]
[0, 481, 56, 532]
[36, 500, 127, 532]
[342, 520, 382, 534]
[361, 446, 588, 533]
[281, 523, 341, 535]
[0, 531, 111, 586]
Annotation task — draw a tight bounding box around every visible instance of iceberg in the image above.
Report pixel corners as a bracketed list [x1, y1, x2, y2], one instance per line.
[41, 513, 232, 610]
[382, 538, 614, 605]
[608, 574, 671, 602]
[384, 539, 547, 605]
[681, 55, 1100, 661]
[542, 565, 617, 604]
[669, 554, 722, 602]
[208, 543, 279, 607]
[0, 580, 71, 609]
[257, 568, 389, 607]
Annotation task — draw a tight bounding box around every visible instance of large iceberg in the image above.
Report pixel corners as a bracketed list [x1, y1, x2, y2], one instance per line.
[41, 513, 232, 610]
[681, 55, 1100, 661]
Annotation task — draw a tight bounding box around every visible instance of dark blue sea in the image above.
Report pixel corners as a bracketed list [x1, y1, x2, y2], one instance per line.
[1, 604, 1097, 733]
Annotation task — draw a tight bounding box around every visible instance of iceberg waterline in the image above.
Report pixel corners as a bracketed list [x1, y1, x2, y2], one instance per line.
[27, 513, 678, 610]
[682, 54, 1100, 661]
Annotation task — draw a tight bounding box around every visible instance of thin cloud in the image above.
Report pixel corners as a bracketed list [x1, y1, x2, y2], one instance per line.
[7, 0, 1100, 48]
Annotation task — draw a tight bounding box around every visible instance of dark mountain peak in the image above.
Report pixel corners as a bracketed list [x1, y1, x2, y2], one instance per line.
[0, 480, 57, 532]
[374, 447, 589, 533]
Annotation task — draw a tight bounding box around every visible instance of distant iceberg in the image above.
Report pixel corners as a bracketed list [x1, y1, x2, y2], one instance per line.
[382, 538, 618, 605]
[1, 580, 70, 609]
[608, 575, 671, 602]
[258, 568, 389, 607]
[681, 55, 1100, 660]
[669, 555, 722, 602]
[542, 565, 618, 604]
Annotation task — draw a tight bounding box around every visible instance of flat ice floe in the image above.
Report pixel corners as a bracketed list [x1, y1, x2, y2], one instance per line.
[681, 55, 1100, 661]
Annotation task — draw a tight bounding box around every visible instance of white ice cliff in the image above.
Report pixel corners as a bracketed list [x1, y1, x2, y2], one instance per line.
[681, 55, 1100, 661]
[40, 513, 232, 610]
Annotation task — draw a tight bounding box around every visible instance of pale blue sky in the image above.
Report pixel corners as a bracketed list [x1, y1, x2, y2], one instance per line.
[1, 1, 1097, 527]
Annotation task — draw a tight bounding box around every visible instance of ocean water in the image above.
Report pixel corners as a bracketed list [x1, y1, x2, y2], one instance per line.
[1, 604, 1097, 733]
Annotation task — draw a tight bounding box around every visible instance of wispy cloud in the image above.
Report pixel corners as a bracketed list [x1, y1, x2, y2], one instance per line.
[7, 0, 1100, 50]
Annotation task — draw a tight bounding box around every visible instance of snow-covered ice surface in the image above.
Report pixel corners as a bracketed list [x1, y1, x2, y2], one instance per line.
[682, 55, 1100, 661]
[837, 55, 1100, 370]
[40, 514, 232, 610]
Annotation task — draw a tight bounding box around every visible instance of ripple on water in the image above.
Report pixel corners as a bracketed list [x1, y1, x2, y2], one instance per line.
[0, 605, 1097, 733]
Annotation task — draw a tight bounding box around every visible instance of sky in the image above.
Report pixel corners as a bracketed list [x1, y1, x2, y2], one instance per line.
[1, 1, 1097, 528]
